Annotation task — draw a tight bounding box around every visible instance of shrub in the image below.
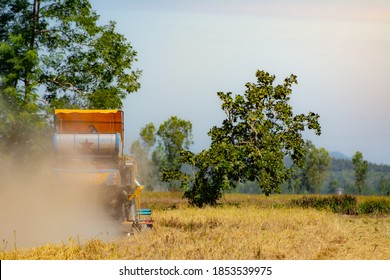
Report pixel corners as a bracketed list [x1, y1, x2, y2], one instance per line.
[327, 195, 357, 215]
[358, 200, 390, 214]
[290, 195, 357, 215]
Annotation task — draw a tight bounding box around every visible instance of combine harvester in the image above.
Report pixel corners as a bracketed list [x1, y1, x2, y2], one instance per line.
[53, 109, 153, 232]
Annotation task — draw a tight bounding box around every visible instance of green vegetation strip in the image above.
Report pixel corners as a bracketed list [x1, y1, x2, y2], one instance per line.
[290, 195, 390, 215]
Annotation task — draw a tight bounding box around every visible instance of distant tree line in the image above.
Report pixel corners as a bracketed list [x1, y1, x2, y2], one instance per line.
[332, 158, 390, 173]
[284, 150, 389, 196]
[130, 115, 390, 198]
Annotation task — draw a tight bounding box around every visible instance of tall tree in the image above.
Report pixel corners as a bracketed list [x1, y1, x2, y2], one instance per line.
[139, 123, 157, 152]
[0, 77, 50, 162]
[156, 116, 193, 173]
[288, 141, 331, 194]
[165, 70, 321, 206]
[352, 151, 368, 194]
[0, 0, 141, 109]
[131, 118, 193, 191]
[1, 0, 140, 161]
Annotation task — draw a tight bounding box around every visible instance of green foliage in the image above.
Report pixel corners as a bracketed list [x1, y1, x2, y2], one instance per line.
[379, 176, 390, 196]
[352, 151, 368, 194]
[290, 195, 390, 215]
[358, 200, 390, 215]
[140, 123, 157, 150]
[323, 158, 390, 196]
[177, 147, 239, 207]
[287, 141, 331, 194]
[1, 0, 139, 163]
[1, 0, 140, 109]
[327, 179, 340, 194]
[0, 84, 50, 163]
[290, 195, 358, 215]
[131, 117, 193, 191]
[156, 116, 193, 172]
[331, 158, 354, 171]
[164, 69, 321, 207]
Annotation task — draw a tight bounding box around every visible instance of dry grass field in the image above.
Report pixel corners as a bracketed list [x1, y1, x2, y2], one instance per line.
[1, 192, 390, 260]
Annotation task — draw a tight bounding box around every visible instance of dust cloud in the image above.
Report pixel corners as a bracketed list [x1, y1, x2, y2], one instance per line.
[0, 157, 125, 250]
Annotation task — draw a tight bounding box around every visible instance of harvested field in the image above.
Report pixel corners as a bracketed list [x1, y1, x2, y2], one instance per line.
[1, 193, 390, 260]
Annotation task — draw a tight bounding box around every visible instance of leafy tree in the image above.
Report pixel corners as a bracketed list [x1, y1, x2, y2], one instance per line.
[288, 141, 331, 194]
[0, 83, 50, 163]
[165, 70, 321, 206]
[352, 151, 368, 194]
[139, 123, 157, 152]
[1, 0, 140, 162]
[131, 117, 193, 191]
[1, 0, 140, 109]
[156, 116, 193, 173]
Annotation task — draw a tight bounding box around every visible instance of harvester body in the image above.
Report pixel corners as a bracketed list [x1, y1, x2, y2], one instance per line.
[53, 109, 152, 230]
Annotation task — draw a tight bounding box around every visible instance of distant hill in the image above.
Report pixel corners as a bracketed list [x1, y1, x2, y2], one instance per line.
[329, 151, 350, 160]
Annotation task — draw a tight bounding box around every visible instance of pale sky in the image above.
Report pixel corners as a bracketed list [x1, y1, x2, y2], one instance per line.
[90, 0, 390, 165]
